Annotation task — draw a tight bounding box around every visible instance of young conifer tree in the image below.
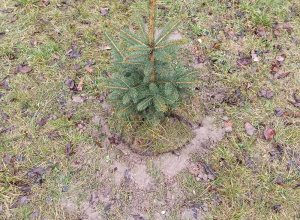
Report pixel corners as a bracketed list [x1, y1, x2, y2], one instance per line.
[102, 0, 201, 122]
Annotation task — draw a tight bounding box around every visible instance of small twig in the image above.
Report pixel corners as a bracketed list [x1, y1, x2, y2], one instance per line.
[293, 92, 300, 103]
[0, 76, 9, 83]
[199, 159, 217, 178]
[168, 112, 194, 129]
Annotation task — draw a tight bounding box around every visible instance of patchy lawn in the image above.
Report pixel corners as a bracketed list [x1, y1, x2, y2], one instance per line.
[0, 0, 299, 219]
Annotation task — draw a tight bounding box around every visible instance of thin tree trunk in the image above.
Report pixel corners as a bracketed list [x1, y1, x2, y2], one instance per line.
[149, 0, 156, 82]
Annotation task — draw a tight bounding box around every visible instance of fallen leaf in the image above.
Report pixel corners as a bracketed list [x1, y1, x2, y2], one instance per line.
[86, 59, 95, 67]
[77, 79, 83, 91]
[30, 211, 39, 218]
[226, 30, 237, 40]
[36, 117, 48, 126]
[71, 64, 82, 70]
[236, 10, 245, 18]
[48, 133, 60, 139]
[264, 126, 276, 140]
[0, 32, 5, 39]
[197, 55, 206, 63]
[188, 164, 200, 176]
[89, 192, 99, 206]
[275, 55, 285, 62]
[27, 167, 45, 178]
[67, 114, 73, 120]
[99, 92, 107, 102]
[213, 43, 221, 49]
[85, 67, 94, 73]
[225, 122, 233, 127]
[100, 8, 109, 17]
[53, 54, 59, 59]
[258, 88, 274, 99]
[30, 39, 38, 46]
[65, 78, 75, 89]
[245, 122, 256, 136]
[3, 154, 11, 164]
[274, 107, 284, 117]
[21, 186, 31, 192]
[289, 92, 300, 107]
[277, 182, 289, 188]
[9, 15, 18, 23]
[273, 22, 281, 36]
[49, 60, 56, 66]
[272, 66, 279, 72]
[66, 44, 82, 58]
[0, 81, 12, 90]
[62, 186, 68, 192]
[45, 196, 53, 202]
[65, 143, 73, 156]
[57, 99, 66, 105]
[254, 26, 266, 38]
[0, 126, 16, 134]
[246, 82, 252, 90]
[72, 96, 84, 103]
[237, 57, 252, 66]
[19, 66, 32, 74]
[104, 203, 111, 212]
[277, 72, 290, 79]
[283, 21, 293, 34]
[1, 112, 9, 120]
[10, 195, 32, 209]
[38, 0, 50, 7]
[274, 30, 281, 37]
[272, 205, 281, 213]
[0, 9, 14, 13]
[242, 150, 255, 169]
[251, 51, 260, 62]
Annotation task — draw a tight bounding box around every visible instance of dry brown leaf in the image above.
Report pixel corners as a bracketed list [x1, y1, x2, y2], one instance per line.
[100, 8, 109, 17]
[30, 39, 38, 46]
[85, 67, 94, 73]
[275, 55, 285, 62]
[77, 79, 83, 91]
[258, 88, 274, 99]
[19, 66, 32, 74]
[38, 0, 50, 7]
[245, 122, 256, 136]
[264, 126, 276, 140]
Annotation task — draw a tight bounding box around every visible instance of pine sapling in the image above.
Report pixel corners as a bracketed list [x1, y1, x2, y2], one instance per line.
[102, 0, 201, 122]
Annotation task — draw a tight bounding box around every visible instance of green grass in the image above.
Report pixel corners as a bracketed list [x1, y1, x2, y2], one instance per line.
[1, 0, 300, 219]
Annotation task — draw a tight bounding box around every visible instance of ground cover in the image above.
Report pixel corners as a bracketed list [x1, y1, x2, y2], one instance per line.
[0, 0, 299, 219]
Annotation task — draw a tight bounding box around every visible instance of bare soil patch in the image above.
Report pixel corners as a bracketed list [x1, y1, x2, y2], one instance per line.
[61, 109, 225, 219]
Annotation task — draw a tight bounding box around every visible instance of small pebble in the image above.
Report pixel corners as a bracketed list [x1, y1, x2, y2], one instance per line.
[161, 211, 166, 215]
[62, 186, 68, 192]
[225, 126, 233, 133]
[196, 177, 200, 181]
[222, 116, 229, 121]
